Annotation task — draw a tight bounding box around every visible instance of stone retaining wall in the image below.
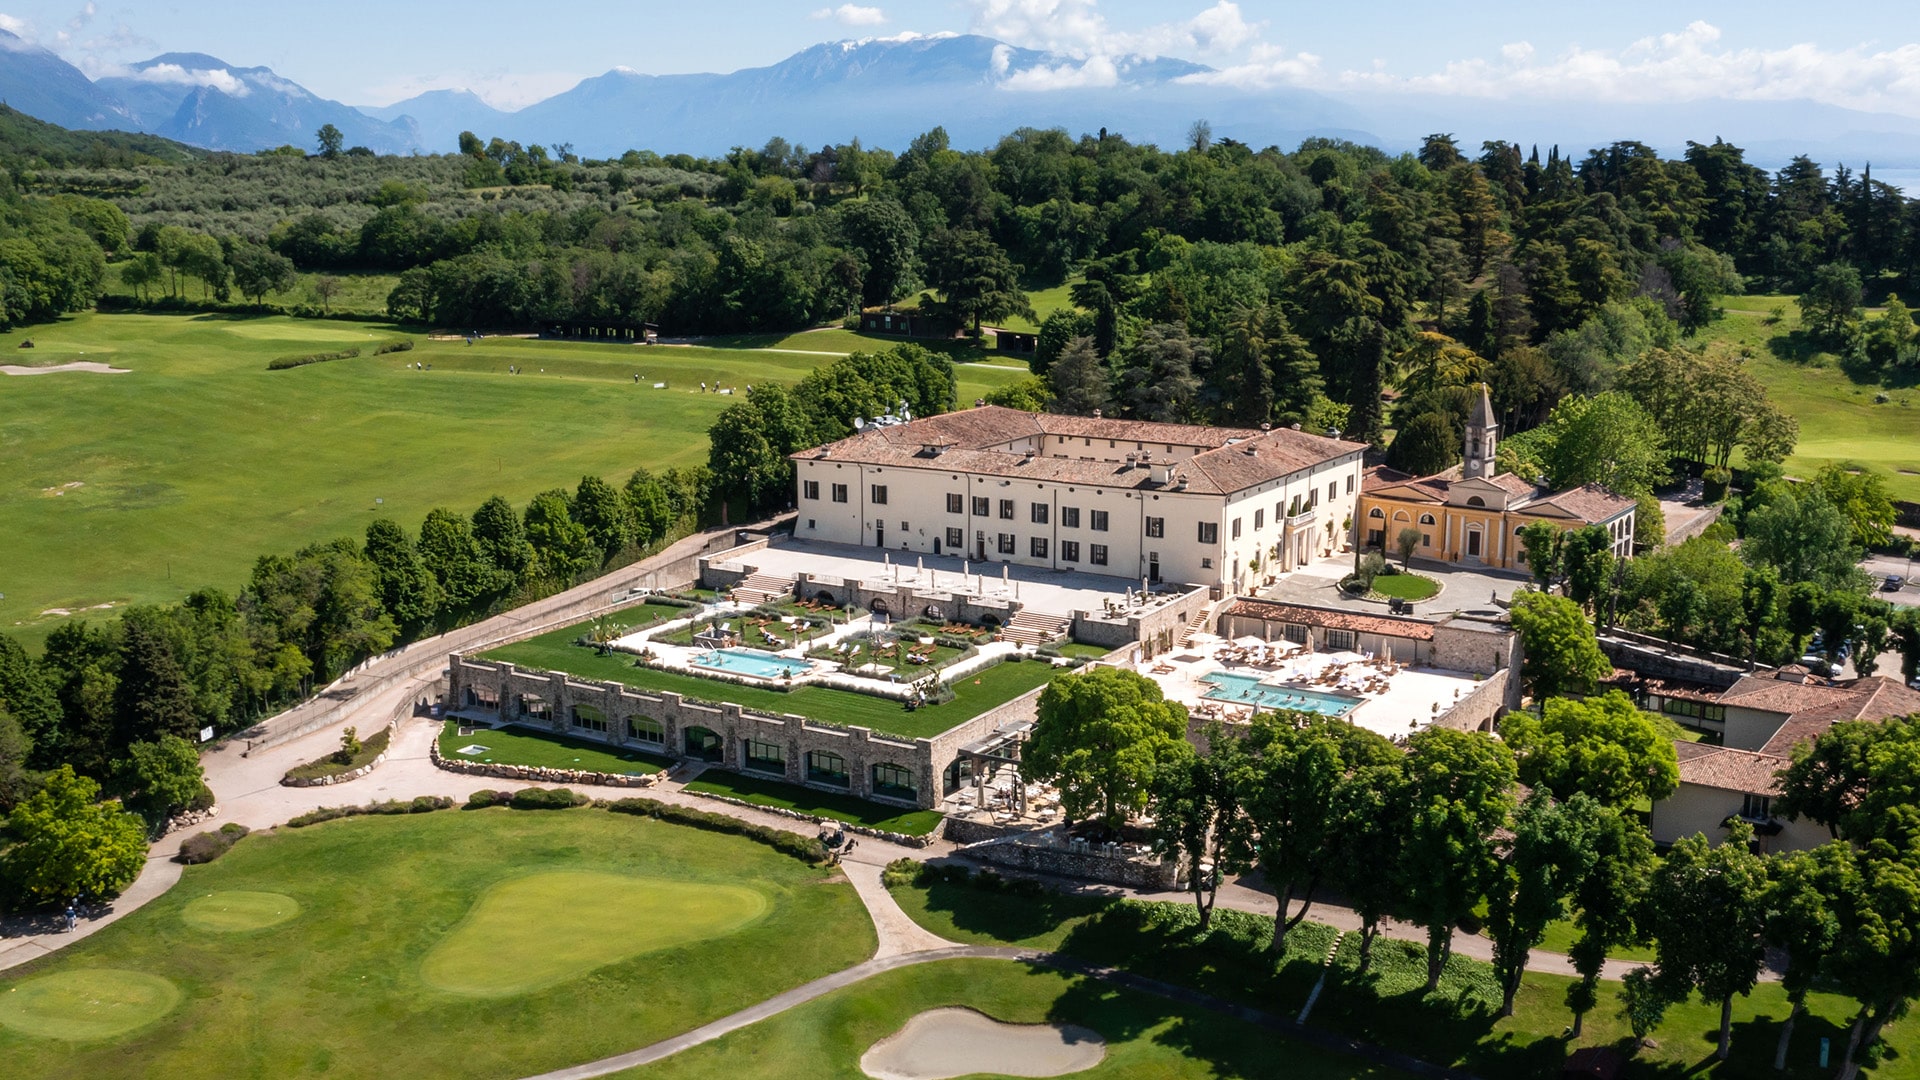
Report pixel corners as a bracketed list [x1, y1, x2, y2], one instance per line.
[162, 805, 220, 837]
[427, 736, 662, 789]
[941, 816, 1018, 845]
[963, 835, 1178, 889]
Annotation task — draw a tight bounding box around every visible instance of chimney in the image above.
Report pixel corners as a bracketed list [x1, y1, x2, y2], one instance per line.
[1155, 461, 1176, 484]
[1091, 408, 1103, 419]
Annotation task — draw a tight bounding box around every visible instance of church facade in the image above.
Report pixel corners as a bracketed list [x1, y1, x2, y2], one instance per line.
[1355, 386, 1638, 571]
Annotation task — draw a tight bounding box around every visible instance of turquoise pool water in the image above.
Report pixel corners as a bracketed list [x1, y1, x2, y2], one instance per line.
[1201, 673, 1362, 716]
[691, 648, 814, 679]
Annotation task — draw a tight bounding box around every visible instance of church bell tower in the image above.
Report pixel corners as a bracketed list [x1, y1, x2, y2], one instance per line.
[1463, 383, 1498, 480]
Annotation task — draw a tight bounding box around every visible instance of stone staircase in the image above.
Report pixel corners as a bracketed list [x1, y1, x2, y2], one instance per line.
[1002, 608, 1071, 647]
[730, 572, 794, 606]
[1176, 597, 1223, 648]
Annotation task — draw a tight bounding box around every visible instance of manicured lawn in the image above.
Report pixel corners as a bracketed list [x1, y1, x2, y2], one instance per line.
[682, 770, 944, 836]
[438, 719, 669, 774]
[806, 638, 964, 676]
[1056, 641, 1116, 659]
[1704, 294, 1920, 499]
[283, 726, 390, 781]
[0, 311, 1026, 649]
[481, 621, 1057, 739]
[0, 808, 874, 1080]
[613, 958, 1404, 1080]
[1370, 573, 1440, 601]
[887, 872, 1914, 1079]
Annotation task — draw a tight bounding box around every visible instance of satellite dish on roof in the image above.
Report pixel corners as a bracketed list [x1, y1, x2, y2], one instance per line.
[854, 417, 866, 430]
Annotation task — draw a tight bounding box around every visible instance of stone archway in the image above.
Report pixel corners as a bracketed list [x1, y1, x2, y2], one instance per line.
[684, 726, 723, 762]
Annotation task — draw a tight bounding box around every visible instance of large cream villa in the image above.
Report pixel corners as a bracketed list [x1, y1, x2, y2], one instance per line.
[789, 405, 1369, 595]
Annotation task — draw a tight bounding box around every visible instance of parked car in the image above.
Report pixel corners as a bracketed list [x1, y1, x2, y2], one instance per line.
[1799, 654, 1840, 677]
[1886, 575, 1906, 592]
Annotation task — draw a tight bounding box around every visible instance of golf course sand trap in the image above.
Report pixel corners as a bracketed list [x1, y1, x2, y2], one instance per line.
[0, 361, 130, 375]
[0, 969, 182, 1040]
[860, 1007, 1107, 1080]
[183, 891, 302, 932]
[421, 870, 769, 996]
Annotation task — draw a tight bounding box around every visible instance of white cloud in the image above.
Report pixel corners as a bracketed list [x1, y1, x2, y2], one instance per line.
[123, 62, 250, 96]
[812, 4, 887, 27]
[0, 13, 31, 37]
[966, 0, 1255, 59]
[1002, 53, 1120, 91]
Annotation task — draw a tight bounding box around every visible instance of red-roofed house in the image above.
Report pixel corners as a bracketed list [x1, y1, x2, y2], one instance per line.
[1356, 385, 1636, 570]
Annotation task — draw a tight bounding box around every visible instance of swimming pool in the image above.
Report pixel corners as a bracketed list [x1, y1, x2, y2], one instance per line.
[1201, 673, 1362, 717]
[690, 648, 814, 680]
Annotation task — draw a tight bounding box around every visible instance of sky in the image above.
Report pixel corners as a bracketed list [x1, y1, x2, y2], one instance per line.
[3, 0, 1920, 116]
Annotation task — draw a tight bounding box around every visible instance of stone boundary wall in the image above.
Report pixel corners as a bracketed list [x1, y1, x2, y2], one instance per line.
[942, 816, 1018, 845]
[1597, 636, 1745, 689]
[280, 723, 397, 787]
[677, 788, 935, 848]
[962, 835, 1178, 889]
[1664, 502, 1726, 547]
[1432, 671, 1508, 733]
[428, 735, 662, 789]
[1072, 586, 1206, 654]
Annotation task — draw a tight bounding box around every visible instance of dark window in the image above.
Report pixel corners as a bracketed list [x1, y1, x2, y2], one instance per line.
[871, 485, 888, 505]
[626, 717, 663, 744]
[1197, 521, 1218, 544]
[1061, 506, 1080, 528]
[1031, 503, 1048, 525]
[1090, 509, 1109, 532]
[1061, 541, 1080, 562]
[872, 762, 916, 799]
[972, 495, 989, 516]
[1146, 516, 1165, 538]
[802, 480, 820, 500]
[831, 483, 848, 503]
[1324, 629, 1356, 651]
[946, 493, 963, 514]
[570, 705, 607, 733]
[1030, 537, 1049, 559]
[1090, 544, 1109, 566]
[999, 498, 1015, 520]
[1254, 509, 1264, 530]
[1346, 475, 1355, 494]
[745, 738, 785, 774]
[1328, 481, 1337, 501]
[1742, 793, 1772, 819]
[1231, 518, 1242, 539]
[946, 527, 964, 548]
[1201, 557, 1213, 569]
[998, 533, 1015, 554]
[807, 750, 849, 787]
[1283, 623, 1308, 644]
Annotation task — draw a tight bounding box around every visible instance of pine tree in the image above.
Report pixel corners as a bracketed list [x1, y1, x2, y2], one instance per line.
[1046, 336, 1112, 417]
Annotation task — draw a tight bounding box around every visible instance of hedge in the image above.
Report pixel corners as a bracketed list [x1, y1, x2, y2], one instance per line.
[603, 797, 828, 864]
[286, 795, 453, 827]
[176, 822, 251, 864]
[371, 340, 413, 355]
[509, 786, 589, 810]
[267, 347, 360, 371]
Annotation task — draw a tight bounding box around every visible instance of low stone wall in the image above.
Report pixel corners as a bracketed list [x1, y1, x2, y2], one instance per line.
[162, 805, 220, 837]
[1598, 635, 1745, 688]
[281, 723, 397, 787]
[1432, 670, 1508, 733]
[678, 788, 936, 848]
[961, 834, 1177, 889]
[942, 816, 1019, 845]
[428, 736, 662, 789]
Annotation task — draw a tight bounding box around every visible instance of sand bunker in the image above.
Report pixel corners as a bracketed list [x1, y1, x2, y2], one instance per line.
[860, 1007, 1106, 1080]
[0, 362, 129, 375]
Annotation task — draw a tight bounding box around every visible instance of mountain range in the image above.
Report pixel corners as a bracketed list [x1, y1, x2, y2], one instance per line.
[7, 27, 1920, 177]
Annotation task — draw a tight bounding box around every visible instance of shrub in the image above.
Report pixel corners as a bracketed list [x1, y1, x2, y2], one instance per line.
[286, 795, 452, 827]
[509, 786, 589, 810]
[266, 347, 361, 370]
[604, 797, 828, 864]
[176, 822, 251, 864]
[465, 789, 510, 809]
[881, 857, 919, 888]
[1702, 466, 1732, 503]
[371, 340, 413, 355]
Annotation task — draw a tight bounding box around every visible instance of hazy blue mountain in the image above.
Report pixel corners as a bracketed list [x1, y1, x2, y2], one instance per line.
[0, 29, 135, 130]
[94, 53, 419, 153]
[361, 89, 507, 155]
[487, 34, 1366, 156]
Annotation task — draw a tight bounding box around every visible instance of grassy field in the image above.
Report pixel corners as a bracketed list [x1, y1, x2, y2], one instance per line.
[479, 620, 1056, 739]
[438, 719, 671, 774]
[682, 769, 945, 835]
[0, 808, 874, 1080]
[99, 264, 403, 317]
[1705, 293, 1920, 498]
[1369, 573, 1440, 601]
[615, 958, 1405, 1080]
[887, 873, 1912, 1078]
[0, 312, 1028, 648]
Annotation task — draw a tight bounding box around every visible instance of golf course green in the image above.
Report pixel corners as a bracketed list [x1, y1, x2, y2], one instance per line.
[0, 807, 874, 1079]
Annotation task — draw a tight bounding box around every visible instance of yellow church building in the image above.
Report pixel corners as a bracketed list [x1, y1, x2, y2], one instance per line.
[1356, 386, 1638, 571]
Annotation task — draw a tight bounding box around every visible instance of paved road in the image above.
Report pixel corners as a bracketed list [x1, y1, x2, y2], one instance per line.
[1860, 552, 1918, 607]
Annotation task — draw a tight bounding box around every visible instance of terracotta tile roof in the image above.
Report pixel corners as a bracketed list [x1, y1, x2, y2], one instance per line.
[1524, 483, 1637, 524]
[1223, 599, 1436, 640]
[1720, 671, 1920, 757]
[1673, 741, 1788, 794]
[797, 406, 1364, 496]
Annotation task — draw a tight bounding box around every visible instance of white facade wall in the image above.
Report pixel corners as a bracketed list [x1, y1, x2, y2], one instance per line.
[792, 447, 1364, 593]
